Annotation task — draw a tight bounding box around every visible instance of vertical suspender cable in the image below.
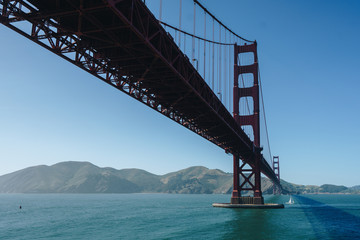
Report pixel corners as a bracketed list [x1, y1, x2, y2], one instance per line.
[159, 0, 162, 21]
[203, 12, 206, 79]
[229, 34, 232, 112]
[198, 38, 200, 71]
[224, 30, 227, 109]
[208, 36, 211, 86]
[218, 25, 222, 102]
[184, 32, 186, 54]
[212, 18, 215, 90]
[178, 0, 182, 47]
[217, 43, 219, 98]
[174, 29, 177, 44]
[192, 2, 196, 65]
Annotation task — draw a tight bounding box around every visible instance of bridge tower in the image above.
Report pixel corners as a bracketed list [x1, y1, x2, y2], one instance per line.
[231, 42, 264, 205]
[272, 156, 281, 194]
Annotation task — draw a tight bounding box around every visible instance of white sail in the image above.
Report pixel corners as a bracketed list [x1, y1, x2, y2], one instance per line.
[286, 195, 294, 204]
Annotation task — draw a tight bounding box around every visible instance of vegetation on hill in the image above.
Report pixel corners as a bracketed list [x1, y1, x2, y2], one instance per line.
[0, 161, 357, 194]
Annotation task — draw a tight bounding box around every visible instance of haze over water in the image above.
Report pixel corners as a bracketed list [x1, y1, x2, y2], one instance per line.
[0, 194, 359, 239]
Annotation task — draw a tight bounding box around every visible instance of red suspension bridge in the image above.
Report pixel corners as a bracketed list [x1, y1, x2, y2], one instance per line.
[0, 0, 282, 205]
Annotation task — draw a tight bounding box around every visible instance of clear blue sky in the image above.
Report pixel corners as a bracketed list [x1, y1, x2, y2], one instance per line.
[0, 0, 359, 187]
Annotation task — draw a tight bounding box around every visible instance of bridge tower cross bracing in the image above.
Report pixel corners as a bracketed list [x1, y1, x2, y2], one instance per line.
[231, 41, 264, 205]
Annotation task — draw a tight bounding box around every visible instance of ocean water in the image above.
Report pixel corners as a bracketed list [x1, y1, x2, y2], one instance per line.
[0, 194, 359, 239]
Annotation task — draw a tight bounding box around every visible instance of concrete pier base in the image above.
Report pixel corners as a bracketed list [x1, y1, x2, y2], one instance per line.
[231, 196, 264, 205]
[212, 203, 284, 209]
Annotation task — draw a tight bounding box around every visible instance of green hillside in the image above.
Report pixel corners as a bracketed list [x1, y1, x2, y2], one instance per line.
[0, 161, 357, 194]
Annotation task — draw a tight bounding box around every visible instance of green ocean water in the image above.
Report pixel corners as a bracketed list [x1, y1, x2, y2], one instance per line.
[0, 194, 359, 239]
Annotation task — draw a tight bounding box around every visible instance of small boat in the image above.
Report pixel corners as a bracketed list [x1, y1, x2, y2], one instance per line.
[286, 195, 294, 204]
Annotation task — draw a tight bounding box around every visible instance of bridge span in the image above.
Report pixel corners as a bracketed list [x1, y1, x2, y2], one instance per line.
[0, 0, 281, 205]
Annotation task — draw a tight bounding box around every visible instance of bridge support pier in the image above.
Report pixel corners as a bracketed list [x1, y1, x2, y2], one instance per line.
[231, 155, 241, 204]
[216, 151, 282, 208]
[231, 153, 264, 205]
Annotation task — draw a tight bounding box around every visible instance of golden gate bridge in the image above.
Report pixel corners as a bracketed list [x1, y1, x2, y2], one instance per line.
[0, 0, 282, 207]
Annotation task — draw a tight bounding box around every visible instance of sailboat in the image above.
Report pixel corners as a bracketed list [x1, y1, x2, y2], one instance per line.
[286, 195, 294, 204]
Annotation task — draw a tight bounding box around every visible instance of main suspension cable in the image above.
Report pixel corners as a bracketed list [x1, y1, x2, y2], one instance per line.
[159, 21, 235, 46]
[193, 0, 255, 43]
[258, 64, 273, 163]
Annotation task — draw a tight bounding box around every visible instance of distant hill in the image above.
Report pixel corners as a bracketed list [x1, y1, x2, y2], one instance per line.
[279, 181, 358, 194]
[0, 162, 234, 194]
[345, 185, 360, 194]
[0, 162, 141, 193]
[350, 185, 360, 190]
[0, 161, 357, 194]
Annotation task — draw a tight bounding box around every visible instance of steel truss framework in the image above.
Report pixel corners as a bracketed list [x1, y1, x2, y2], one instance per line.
[0, 0, 281, 188]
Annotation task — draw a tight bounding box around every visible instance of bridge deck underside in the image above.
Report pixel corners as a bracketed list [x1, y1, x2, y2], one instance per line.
[0, 0, 279, 184]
